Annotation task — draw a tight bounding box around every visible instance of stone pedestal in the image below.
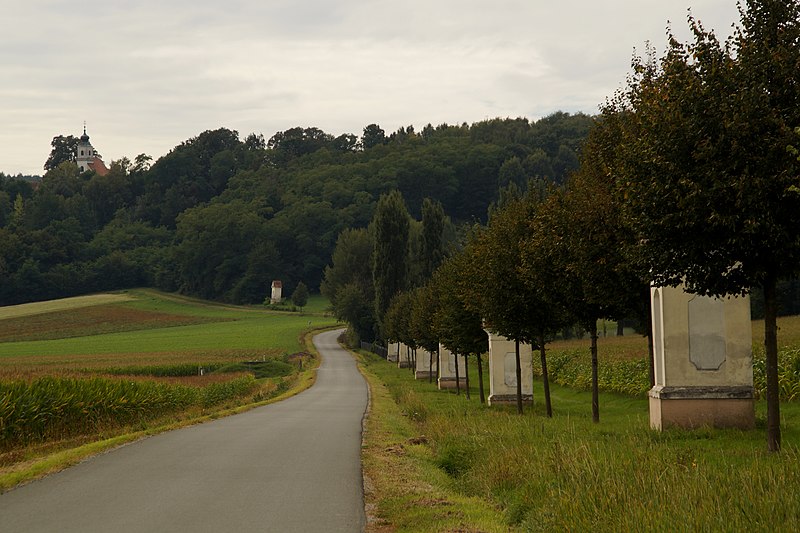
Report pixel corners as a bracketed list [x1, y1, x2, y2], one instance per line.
[415, 348, 437, 380]
[397, 343, 412, 368]
[648, 284, 755, 430]
[387, 342, 399, 363]
[484, 330, 533, 406]
[437, 345, 467, 390]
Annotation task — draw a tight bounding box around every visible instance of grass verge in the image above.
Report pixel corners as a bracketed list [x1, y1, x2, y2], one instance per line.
[357, 348, 800, 532]
[357, 349, 516, 533]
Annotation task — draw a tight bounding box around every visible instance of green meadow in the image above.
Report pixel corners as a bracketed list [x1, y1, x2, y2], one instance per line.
[0, 289, 336, 371]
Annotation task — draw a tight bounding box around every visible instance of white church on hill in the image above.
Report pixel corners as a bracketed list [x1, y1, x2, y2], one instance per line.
[76, 126, 109, 176]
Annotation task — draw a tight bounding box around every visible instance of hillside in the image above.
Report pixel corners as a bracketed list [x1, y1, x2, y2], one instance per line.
[0, 114, 593, 306]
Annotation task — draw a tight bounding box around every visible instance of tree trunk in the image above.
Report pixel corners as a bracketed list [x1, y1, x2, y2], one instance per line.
[454, 352, 461, 395]
[464, 355, 471, 400]
[477, 352, 485, 404]
[590, 324, 599, 423]
[616, 321, 624, 336]
[539, 333, 552, 418]
[429, 349, 434, 384]
[764, 273, 781, 452]
[515, 339, 523, 415]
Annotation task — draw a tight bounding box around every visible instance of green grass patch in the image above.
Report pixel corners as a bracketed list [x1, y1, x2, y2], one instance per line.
[359, 349, 800, 531]
[357, 350, 515, 533]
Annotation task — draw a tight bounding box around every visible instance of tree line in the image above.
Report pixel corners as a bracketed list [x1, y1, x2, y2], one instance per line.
[335, 0, 799, 453]
[0, 114, 592, 306]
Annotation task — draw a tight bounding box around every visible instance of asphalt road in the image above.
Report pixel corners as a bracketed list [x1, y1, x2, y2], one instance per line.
[0, 328, 369, 532]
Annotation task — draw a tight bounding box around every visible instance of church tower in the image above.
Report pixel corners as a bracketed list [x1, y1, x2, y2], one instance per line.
[75, 124, 109, 175]
[76, 125, 95, 172]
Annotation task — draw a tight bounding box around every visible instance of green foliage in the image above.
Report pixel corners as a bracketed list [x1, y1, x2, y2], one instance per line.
[44, 135, 79, 171]
[291, 281, 309, 308]
[321, 228, 375, 341]
[540, 349, 650, 396]
[753, 347, 800, 401]
[371, 190, 411, 334]
[606, 0, 800, 450]
[213, 359, 295, 379]
[101, 363, 227, 377]
[2, 114, 593, 307]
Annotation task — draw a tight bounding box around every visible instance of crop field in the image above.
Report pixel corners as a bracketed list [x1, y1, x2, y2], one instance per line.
[540, 315, 800, 399]
[0, 290, 337, 481]
[0, 290, 336, 378]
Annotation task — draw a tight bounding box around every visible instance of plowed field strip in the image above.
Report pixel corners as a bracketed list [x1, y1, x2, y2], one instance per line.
[0, 294, 134, 320]
[0, 305, 231, 342]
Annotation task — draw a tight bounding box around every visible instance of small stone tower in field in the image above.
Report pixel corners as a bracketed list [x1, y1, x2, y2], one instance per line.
[270, 280, 282, 304]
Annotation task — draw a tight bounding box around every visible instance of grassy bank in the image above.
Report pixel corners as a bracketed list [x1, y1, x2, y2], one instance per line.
[357, 348, 800, 532]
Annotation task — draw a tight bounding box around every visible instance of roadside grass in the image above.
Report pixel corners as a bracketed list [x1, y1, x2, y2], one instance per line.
[358, 347, 800, 532]
[0, 291, 335, 491]
[357, 350, 516, 533]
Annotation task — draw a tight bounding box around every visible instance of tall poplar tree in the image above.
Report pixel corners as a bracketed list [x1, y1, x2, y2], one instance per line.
[371, 190, 411, 338]
[421, 197, 446, 280]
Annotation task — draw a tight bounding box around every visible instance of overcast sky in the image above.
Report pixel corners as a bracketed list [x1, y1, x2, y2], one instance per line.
[1, 1, 740, 176]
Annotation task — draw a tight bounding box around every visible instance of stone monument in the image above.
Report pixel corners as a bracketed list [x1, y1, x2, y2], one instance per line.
[415, 348, 437, 380]
[484, 329, 534, 406]
[649, 284, 755, 429]
[387, 342, 399, 363]
[270, 280, 282, 304]
[397, 343, 412, 368]
[437, 344, 467, 390]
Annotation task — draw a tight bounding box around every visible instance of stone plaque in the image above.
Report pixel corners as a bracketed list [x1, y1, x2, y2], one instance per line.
[688, 295, 727, 371]
[504, 353, 517, 386]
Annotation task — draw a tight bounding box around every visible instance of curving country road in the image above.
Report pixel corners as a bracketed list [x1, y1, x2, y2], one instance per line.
[0, 328, 369, 532]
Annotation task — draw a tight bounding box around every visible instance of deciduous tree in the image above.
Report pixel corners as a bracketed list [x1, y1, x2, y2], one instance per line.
[609, 0, 800, 450]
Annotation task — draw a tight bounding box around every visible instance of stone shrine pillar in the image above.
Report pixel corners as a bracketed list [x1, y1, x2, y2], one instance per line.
[649, 284, 755, 429]
[387, 342, 399, 363]
[397, 343, 412, 368]
[484, 330, 533, 406]
[270, 280, 282, 304]
[415, 348, 437, 380]
[437, 344, 467, 390]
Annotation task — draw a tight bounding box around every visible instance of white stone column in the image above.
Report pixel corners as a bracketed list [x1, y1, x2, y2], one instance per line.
[387, 342, 399, 363]
[484, 330, 533, 406]
[437, 344, 467, 390]
[649, 284, 755, 429]
[397, 343, 412, 368]
[415, 348, 437, 380]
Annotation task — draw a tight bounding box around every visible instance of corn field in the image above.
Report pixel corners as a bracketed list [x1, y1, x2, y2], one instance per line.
[538, 346, 800, 400]
[0, 375, 256, 450]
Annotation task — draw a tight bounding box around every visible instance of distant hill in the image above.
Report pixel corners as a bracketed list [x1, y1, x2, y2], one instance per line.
[0, 113, 594, 306]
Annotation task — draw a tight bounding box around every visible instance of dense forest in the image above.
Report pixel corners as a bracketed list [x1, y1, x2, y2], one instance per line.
[0, 113, 594, 306]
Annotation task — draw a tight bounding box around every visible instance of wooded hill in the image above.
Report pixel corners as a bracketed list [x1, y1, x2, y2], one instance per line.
[0, 113, 592, 306]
